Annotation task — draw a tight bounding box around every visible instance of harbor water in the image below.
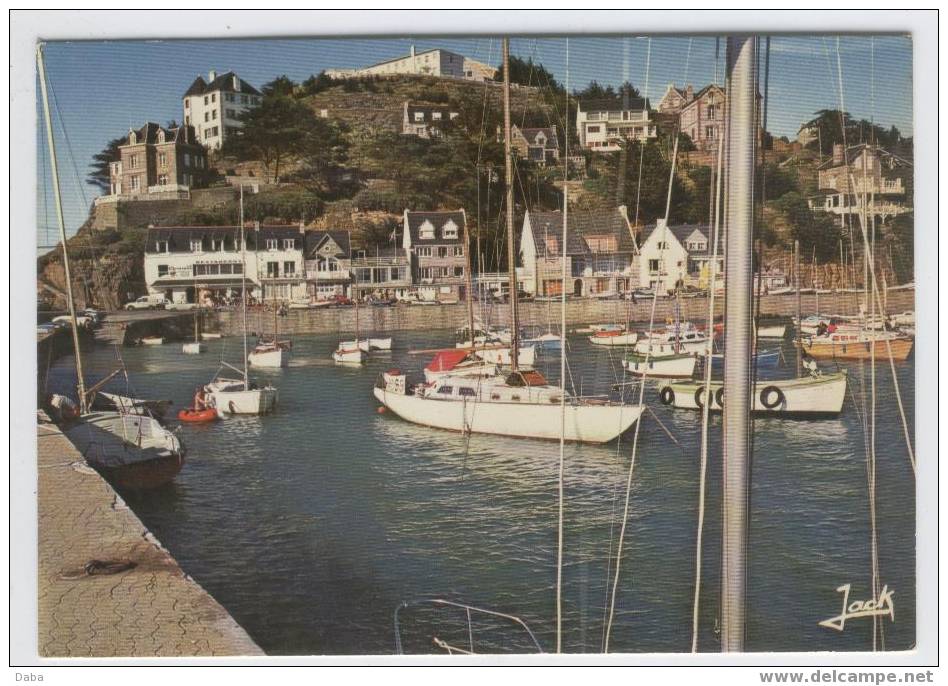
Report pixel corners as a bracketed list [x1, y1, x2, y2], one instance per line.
[45, 328, 916, 654]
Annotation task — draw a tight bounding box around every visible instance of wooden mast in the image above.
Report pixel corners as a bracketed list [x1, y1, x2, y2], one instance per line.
[503, 37, 519, 372]
[463, 210, 476, 349]
[37, 44, 88, 413]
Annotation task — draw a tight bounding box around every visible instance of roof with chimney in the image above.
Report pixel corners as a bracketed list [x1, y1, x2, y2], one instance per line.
[183, 71, 261, 98]
[514, 125, 559, 149]
[817, 144, 913, 171]
[122, 122, 199, 148]
[639, 222, 721, 256]
[145, 225, 302, 253]
[525, 208, 637, 257]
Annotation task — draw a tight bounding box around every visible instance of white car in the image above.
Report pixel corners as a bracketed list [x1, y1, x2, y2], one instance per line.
[52, 314, 93, 328]
[125, 296, 167, 310]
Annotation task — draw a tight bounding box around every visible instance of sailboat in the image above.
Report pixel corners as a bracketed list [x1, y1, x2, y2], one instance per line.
[203, 186, 279, 415]
[623, 294, 698, 379]
[249, 305, 291, 367]
[182, 296, 206, 354]
[333, 291, 367, 364]
[374, 38, 642, 443]
[38, 44, 184, 490]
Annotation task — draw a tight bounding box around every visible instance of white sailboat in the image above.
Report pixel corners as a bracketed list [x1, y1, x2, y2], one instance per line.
[622, 295, 698, 378]
[333, 294, 367, 364]
[588, 329, 639, 347]
[375, 39, 642, 444]
[204, 186, 278, 415]
[38, 44, 184, 490]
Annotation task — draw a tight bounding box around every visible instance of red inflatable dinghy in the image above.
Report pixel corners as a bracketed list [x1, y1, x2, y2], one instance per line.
[177, 408, 218, 423]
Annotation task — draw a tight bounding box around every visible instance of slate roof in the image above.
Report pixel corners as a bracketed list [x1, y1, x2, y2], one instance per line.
[183, 72, 261, 97]
[123, 122, 199, 147]
[639, 222, 721, 256]
[517, 126, 559, 149]
[404, 210, 465, 245]
[145, 225, 301, 253]
[817, 144, 913, 171]
[526, 208, 636, 257]
[578, 97, 651, 112]
[304, 230, 352, 257]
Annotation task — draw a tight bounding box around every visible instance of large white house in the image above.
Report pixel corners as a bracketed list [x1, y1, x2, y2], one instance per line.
[519, 206, 639, 297]
[637, 221, 723, 293]
[326, 46, 496, 82]
[575, 97, 656, 152]
[144, 224, 306, 304]
[182, 70, 262, 150]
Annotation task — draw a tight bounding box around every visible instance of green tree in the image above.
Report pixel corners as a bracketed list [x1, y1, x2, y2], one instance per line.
[300, 71, 335, 96]
[773, 191, 841, 260]
[493, 55, 562, 93]
[262, 75, 298, 97]
[87, 137, 124, 193]
[223, 95, 319, 183]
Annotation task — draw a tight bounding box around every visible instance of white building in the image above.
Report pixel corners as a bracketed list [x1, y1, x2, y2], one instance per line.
[182, 70, 262, 150]
[144, 224, 305, 304]
[326, 46, 496, 82]
[576, 97, 656, 152]
[637, 221, 723, 293]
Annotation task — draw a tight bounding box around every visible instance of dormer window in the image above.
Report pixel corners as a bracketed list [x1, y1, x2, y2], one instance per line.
[442, 219, 459, 239]
[419, 220, 435, 240]
[432, 111, 442, 121]
[283, 239, 295, 250]
[266, 239, 278, 251]
[157, 130, 165, 143]
[129, 131, 137, 144]
[211, 238, 224, 251]
[155, 240, 168, 253]
[190, 239, 203, 252]
[414, 111, 425, 122]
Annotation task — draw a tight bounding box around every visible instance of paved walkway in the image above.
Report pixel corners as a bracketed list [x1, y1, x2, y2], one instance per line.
[37, 413, 264, 657]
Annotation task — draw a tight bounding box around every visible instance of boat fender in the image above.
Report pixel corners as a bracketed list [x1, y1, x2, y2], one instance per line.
[694, 387, 705, 409]
[659, 386, 675, 406]
[760, 385, 784, 409]
[715, 388, 725, 408]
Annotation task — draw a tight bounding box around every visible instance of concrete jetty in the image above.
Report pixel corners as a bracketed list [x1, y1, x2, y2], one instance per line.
[37, 412, 263, 657]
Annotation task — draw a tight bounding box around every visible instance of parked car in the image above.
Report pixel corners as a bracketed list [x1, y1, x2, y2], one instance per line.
[36, 322, 57, 335]
[124, 295, 167, 310]
[52, 314, 94, 328]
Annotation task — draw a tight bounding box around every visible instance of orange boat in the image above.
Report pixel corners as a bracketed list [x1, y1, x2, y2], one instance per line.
[178, 408, 218, 423]
[798, 333, 914, 361]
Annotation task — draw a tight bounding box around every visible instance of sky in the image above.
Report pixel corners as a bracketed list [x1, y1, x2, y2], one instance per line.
[36, 34, 913, 247]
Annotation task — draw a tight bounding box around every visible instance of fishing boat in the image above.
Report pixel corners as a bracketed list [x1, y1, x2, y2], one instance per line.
[798, 330, 914, 361]
[423, 349, 497, 383]
[38, 44, 183, 490]
[659, 371, 848, 416]
[375, 40, 642, 444]
[376, 369, 641, 444]
[204, 186, 279, 415]
[588, 329, 638, 347]
[622, 352, 697, 379]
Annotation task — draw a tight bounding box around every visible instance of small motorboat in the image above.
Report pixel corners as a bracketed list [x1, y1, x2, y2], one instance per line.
[249, 339, 291, 368]
[177, 407, 218, 423]
[589, 329, 638, 347]
[182, 341, 206, 354]
[333, 342, 367, 364]
[341, 337, 393, 353]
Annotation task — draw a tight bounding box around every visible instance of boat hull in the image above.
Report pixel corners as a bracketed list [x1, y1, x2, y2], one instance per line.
[249, 348, 288, 367]
[757, 325, 787, 338]
[182, 342, 206, 354]
[205, 386, 278, 416]
[589, 333, 639, 347]
[799, 337, 913, 361]
[622, 353, 697, 378]
[333, 347, 367, 364]
[97, 453, 185, 490]
[374, 387, 641, 443]
[662, 372, 848, 416]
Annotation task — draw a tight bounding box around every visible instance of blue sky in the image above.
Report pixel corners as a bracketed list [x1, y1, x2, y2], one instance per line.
[37, 34, 913, 246]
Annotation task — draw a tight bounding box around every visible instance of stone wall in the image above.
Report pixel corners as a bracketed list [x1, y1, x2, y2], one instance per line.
[209, 287, 915, 337]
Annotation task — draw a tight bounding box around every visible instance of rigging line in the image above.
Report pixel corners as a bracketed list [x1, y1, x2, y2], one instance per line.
[604, 129, 682, 653]
[691, 107, 727, 653]
[554, 38, 569, 654]
[633, 38, 652, 227]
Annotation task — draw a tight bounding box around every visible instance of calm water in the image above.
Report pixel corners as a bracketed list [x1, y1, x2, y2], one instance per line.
[45, 328, 916, 655]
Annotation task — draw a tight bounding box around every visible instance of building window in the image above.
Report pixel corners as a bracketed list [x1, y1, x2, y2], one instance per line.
[211, 93, 216, 103]
[439, 266, 450, 278]
[241, 95, 248, 104]
[183, 153, 191, 167]
[282, 239, 295, 250]
[454, 266, 464, 277]
[266, 239, 278, 251]
[157, 265, 169, 277]
[453, 246, 464, 257]
[129, 154, 139, 168]
[130, 176, 141, 191]
[190, 239, 203, 252]
[419, 267, 434, 280]
[437, 246, 448, 258]
[158, 152, 167, 167]
[390, 267, 401, 281]
[225, 93, 234, 102]
[283, 261, 296, 276]
[211, 239, 224, 251]
[226, 108, 237, 119]
[442, 221, 459, 239]
[157, 174, 168, 186]
[155, 240, 168, 253]
[233, 263, 243, 274]
[212, 109, 218, 120]
[649, 259, 660, 273]
[414, 111, 425, 122]
[267, 261, 280, 278]
[204, 112, 210, 122]
[417, 247, 432, 257]
[185, 99, 190, 110]
[204, 95, 209, 105]
[432, 111, 442, 121]
[587, 125, 601, 134]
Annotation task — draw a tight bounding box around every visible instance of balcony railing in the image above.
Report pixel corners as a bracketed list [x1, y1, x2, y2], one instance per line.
[305, 269, 351, 280]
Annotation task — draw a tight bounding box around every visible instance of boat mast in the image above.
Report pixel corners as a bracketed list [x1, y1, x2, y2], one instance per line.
[721, 35, 757, 653]
[463, 210, 476, 349]
[795, 239, 802, 377]
[239, 185, 249, 383]
[503, 37, 519, 372]
[37, 44, 88, 414]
